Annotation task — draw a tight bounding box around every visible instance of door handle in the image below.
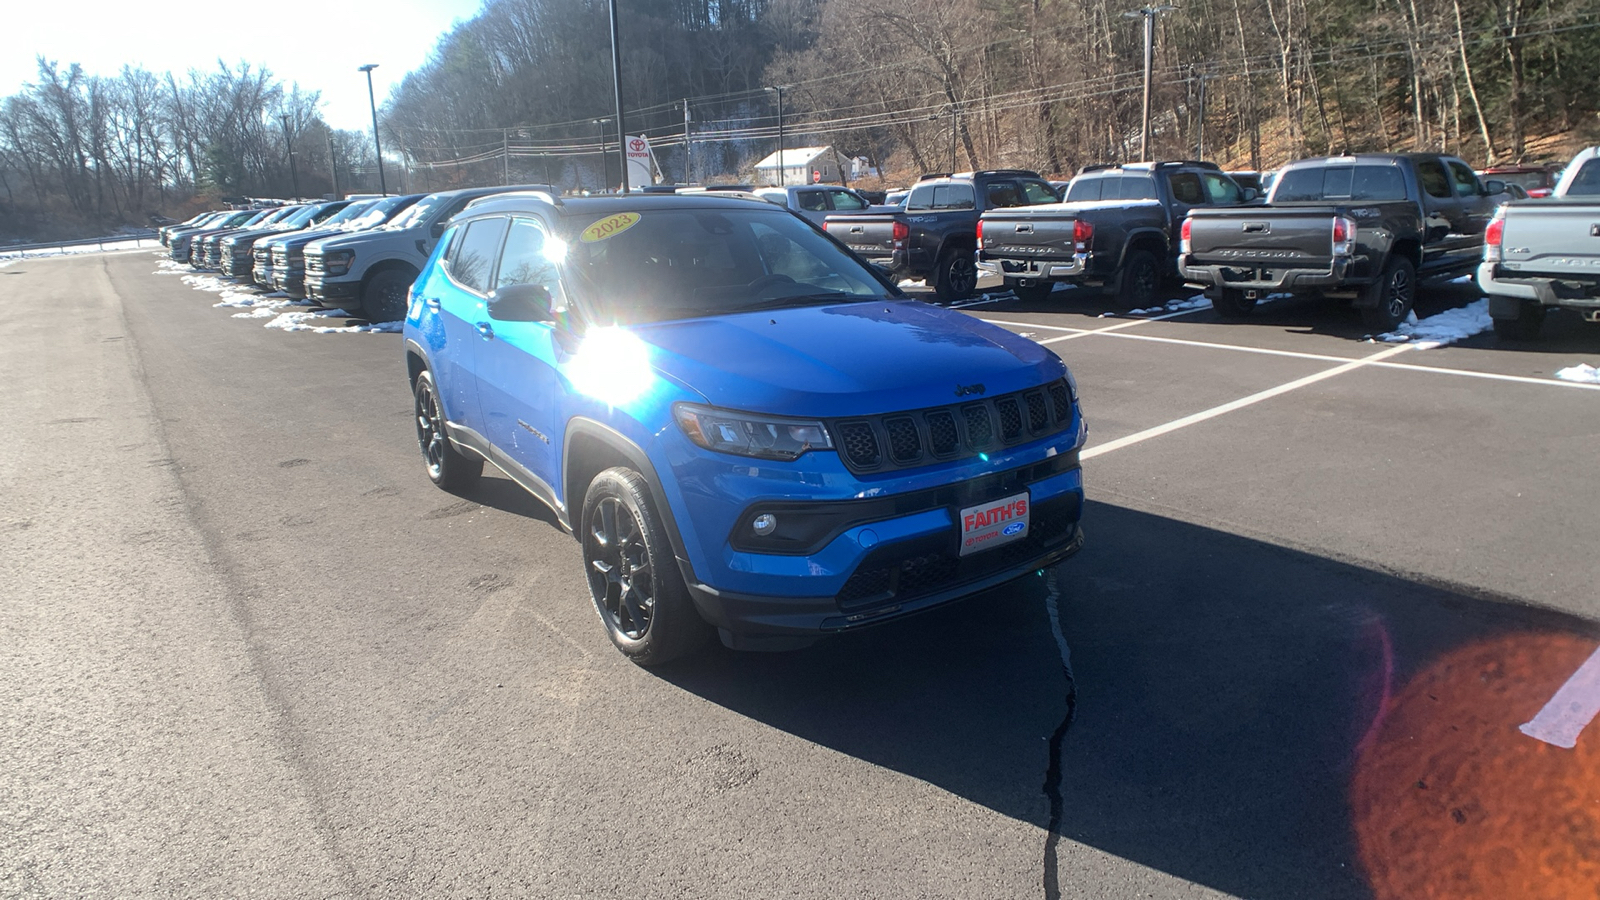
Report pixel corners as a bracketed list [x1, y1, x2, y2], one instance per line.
[424, 297, 441, 309]
[475, 322, 495, 340]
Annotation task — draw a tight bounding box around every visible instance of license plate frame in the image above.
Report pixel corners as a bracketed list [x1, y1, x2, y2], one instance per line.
[957, 491, 1031, 557]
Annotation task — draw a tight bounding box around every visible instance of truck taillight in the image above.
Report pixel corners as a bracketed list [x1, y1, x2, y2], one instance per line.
[1332, 216, 1357, 257]
[891, 220, 909, 248]
[1180, 218, 1192, 255]
[976, 219, 985, 249]
[1484, 215, 1504, 262]
[1073, 219, 1094, 251]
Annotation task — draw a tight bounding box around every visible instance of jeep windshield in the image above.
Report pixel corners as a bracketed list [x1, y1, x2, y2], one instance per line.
[560, 207, 892, 325]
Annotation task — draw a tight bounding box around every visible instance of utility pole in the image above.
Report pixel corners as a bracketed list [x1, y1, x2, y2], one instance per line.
[358, 64, 387, 194]
[683, 99, 692, 184]
[608, 0, 629, 192]
[593, 118, 611, 191]
[1193, 68, 1217, 160]
[1123, 5, 1175, 162]
[765, 86, 785, 185]
[950, 106, 958, 171]
[279, 114, 300, 198]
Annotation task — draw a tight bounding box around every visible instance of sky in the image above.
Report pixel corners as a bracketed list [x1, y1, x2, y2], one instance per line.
[3, 0, 485, 131]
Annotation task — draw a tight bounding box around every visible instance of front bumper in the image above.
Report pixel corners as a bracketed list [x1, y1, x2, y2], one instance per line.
[679, 456, 1086, 648]
[305, 275, 359, 306]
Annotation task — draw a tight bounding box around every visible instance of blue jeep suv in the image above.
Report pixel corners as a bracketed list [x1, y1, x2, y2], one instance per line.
[403, 191, 1086, 664]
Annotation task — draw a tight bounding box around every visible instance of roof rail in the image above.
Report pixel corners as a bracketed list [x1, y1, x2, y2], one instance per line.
[1078, 164, 1117, 174]
[917, 172, 953, 181]
[1154, 160, 1222, 170]
[975, 169, 1043, 178]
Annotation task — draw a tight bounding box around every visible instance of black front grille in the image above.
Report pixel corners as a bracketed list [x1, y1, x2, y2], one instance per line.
[826, 379, 1076, 475]
[835, 491, 1082, 612]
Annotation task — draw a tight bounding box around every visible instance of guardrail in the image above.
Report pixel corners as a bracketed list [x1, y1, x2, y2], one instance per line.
[0, 230, 160, 258]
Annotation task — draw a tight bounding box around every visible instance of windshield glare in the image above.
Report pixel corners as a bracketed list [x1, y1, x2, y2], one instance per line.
[318, 202, 373, 229]
[385, 195, 446, 231]
[560, 207, 890, 325]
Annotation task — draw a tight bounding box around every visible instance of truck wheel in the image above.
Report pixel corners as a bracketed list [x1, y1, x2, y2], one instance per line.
[933, 248, 978, 301]
[1360, 256, 1416, 332]
[1005, 279, 1054, 302]
[1116, 250, 1160, 309]
[1211, 289, 1256, 319]
[581, 467, 713, 666]
[1492, 303, 1546, 341]
[413, 370, 483, 491]
[361, 268, 416, 323]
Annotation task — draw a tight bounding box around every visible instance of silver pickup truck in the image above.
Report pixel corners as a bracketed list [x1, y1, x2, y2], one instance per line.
[1479, 147, 1600, 340]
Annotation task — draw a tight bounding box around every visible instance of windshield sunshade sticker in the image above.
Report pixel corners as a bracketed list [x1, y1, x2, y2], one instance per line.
[580, 212, 641, 243]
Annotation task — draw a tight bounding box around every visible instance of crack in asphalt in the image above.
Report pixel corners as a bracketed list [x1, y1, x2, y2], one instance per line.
[1041, 567, 1077, 900]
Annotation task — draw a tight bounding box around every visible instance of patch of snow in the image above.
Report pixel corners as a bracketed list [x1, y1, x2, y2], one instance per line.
[897, 278, 925, 288]
[263, 308, 401, 334]
[1555, 364, 1600, 385]
[1373, 298, 1492, 346]
[0, 260, 14, 269]
[1128, 294, 1212, 316]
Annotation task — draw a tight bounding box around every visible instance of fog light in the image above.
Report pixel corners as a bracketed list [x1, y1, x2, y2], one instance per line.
[752, 513, 778, 536]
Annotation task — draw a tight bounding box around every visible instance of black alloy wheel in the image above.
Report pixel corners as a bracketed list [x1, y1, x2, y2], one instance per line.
[412, 370, 481, 490]
[935, 249, 979, 301]
[1117, 250, 1161, 309]
[1360, 257, 1417, 332]
[363, 269, 414, 322]
[585, 496, 656, 642]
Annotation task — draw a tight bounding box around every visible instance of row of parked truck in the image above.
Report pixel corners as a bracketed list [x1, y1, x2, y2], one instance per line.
[821, 147, 1599, 338]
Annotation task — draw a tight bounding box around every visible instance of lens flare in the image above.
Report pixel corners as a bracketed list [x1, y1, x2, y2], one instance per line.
[567, 327, 654, 406]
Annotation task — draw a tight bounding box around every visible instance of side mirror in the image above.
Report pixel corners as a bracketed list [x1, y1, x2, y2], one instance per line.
[1483, 179, 1506, 196]
[430, 221, 447, 239]
[1240, 187, 1259, 202]
[487, 282, 554, 322]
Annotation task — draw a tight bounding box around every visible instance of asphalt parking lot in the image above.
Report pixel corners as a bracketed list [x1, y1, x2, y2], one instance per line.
[4, 251, 1599, 899]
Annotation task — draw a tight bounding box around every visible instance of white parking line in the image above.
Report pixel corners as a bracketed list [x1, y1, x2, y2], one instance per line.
[1520, 646, 1600, 749]
[1079, 343, 1418, 461]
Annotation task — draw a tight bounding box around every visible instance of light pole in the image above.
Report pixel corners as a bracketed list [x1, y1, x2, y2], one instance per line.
[1122, 5, 1176, 162]
[357, 64, 387, 194]
[278, 114, 300, 198]
[764, 86, 785, 185]
[592, 118, 612, 192]
[607, 0, 629, 192]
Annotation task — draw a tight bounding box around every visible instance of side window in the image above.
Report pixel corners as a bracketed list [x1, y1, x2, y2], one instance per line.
[905, 184, 938, 211]
[797, 191, 829, 212]
[828, 190, 867, 211]
[986, 183, 1023, 208]
[1121, 176, 1157, 200]
[752, 221, 831, 283]
[1448, 161, 1480, 197]
[494, 218, 565, 310]
[1021, 181, 1058, 205]
[1064, 177, 1103, 202]
[1168, 172, 1205, 204]
[1201, 172, 1243, 204]
[1568, 159, 1600, 197]
[1416, 160, 1452, 199]
[933, 183, 976, 210]
[447, 217, 508, 294]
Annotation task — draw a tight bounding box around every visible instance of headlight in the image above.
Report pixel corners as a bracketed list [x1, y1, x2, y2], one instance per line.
[673, 403, 833, 461]
[324, 249, 354, 275]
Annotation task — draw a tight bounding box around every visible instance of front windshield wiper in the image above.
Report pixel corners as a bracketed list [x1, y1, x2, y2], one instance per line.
[727, 291, 866, 311]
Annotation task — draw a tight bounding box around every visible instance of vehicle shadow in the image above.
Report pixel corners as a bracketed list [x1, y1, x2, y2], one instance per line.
[460, 470, 564, 530]
[658, 500, 1599, 899]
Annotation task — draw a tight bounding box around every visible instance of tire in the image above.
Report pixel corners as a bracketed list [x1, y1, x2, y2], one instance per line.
[361, 268, 416, 322]
[1211, 288, 1256, 319]
[1115, 250, 1161, 309]
[412, 370, 483, 491]
[1005, 278, 1054, 303]
[1360, 256, 1417, 332]
[1492, 303, 1546, 341]
[581, 467, 713, 666]
[933, 247, 978, 302]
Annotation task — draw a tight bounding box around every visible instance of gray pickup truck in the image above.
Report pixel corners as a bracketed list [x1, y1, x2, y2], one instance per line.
[976, 161, 1254, 305]
[1182, 153, 1509, 330]
[1479, 147, 1600, 339]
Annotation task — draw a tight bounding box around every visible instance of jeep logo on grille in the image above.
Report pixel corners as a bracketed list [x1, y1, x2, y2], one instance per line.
[954, 383, 986, 397]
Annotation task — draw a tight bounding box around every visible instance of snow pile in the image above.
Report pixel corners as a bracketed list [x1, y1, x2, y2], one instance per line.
[1555, 364, 1600, 385]
[1128, 294, 1212, 316]
[152, 259, 192, 275]
[0, 260, 14, 270]
[1373, 298, 1492, 346]
[263, 308, 402, 334]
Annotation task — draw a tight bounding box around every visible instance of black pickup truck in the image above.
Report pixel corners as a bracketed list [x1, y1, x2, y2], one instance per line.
[1181, 153, 1510, 330]
[976, 161, 1255, 305]
[822, 169, 1059, 300]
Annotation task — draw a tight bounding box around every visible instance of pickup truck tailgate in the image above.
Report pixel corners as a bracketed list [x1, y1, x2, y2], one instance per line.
[824, 215, 897, 260]
[1186, 206, 1338, 267]
[1497, 202, 1600, 279]
[981, 209, 1078, 259]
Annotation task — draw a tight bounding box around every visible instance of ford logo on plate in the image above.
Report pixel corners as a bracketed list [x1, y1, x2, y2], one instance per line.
[1002, 522, 1025, 536]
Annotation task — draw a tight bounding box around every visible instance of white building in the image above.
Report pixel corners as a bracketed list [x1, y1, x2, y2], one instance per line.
[752, 146, 851, 186]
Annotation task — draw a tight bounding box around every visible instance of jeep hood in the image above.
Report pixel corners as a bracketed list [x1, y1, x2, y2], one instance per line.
[626, 301, 1064, 417]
